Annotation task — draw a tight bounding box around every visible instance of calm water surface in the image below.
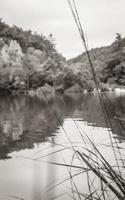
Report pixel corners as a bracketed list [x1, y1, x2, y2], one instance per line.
[0, 92, 125, 200]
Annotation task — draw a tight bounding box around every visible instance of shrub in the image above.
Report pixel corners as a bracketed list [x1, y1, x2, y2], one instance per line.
[63, 69, 77, 89]
[29, 72, 45, 88]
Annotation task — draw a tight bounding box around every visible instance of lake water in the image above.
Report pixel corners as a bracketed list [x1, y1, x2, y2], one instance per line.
[0, 92, 125, 200]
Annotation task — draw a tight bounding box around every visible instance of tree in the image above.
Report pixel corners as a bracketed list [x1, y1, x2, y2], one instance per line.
[116, 33, 122, 42]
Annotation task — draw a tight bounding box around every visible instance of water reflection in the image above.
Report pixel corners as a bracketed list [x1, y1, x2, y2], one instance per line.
[0, 95, 64, 159]
[0, 93, 125, 159]
[64, 92, 125, 136]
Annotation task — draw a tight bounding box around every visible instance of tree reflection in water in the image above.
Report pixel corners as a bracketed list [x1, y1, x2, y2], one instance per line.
[0, 92, 125, 159]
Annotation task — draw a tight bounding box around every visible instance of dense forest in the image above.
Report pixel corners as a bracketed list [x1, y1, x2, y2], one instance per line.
[0, 19, 125, 94]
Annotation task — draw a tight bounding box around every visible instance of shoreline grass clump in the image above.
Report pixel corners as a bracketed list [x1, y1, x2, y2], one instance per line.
[69, 137, 125, 200]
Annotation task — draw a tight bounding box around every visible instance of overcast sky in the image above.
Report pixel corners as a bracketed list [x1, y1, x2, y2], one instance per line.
[0, 0, 125, 58]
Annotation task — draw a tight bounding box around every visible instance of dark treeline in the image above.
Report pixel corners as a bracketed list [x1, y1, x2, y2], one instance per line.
[0, 18, 55, 53]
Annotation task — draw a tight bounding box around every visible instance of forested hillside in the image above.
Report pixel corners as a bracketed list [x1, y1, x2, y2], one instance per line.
[68, 34, 125, 91]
